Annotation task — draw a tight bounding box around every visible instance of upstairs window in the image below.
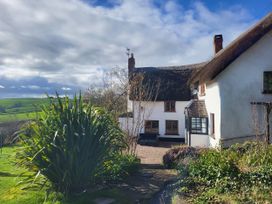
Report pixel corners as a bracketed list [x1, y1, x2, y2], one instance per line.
[145, 120, 159, 134]
[263, 71, 272, 94]
[200, 84, 206, 96]
[191, 117, 208, 134]
[165, 101, 175, 112]
[165, 120, 178, 135]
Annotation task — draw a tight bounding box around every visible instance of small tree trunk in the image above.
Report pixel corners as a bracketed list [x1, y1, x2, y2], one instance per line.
[266, 105, 271, 144]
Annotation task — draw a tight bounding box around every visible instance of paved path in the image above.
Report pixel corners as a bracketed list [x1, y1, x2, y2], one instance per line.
[96, 142, 185, 204]
[136, 142, 182, 165]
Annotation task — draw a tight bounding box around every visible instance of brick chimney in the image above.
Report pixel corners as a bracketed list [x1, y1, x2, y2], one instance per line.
[214, 34, 223, 54]
[128, 53, 135, 75]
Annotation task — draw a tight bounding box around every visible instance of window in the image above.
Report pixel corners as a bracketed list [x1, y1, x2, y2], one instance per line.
[145, 120, 159, 134]
[200, 84, 206, 96]
[165, 120, 178, 135]
[210, 113, 215, 135]
[263, 71, 272, 93]
[164, 101, 175, 112]
[190, 117, 208, 134]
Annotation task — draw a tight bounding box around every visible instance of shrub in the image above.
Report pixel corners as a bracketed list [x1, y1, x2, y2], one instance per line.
[241, 144, 272, 167]
[18, 94, 126, 195]
[179, 142, 272, 203]
[163, 146, 200, 169]
[188, 149, 240, 188]
[96, 154, 140, 183]
[228, 141, 260, 155]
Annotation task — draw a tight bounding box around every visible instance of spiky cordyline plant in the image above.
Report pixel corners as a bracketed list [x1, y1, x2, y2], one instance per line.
[18, 93, 126, 195]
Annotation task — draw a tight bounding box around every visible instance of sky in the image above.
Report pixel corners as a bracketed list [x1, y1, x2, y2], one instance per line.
[0, 0, 271, 98]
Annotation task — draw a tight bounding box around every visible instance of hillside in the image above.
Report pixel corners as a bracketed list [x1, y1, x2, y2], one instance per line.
[0, 98, 49, 122]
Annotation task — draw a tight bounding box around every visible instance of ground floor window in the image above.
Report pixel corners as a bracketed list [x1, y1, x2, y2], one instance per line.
[191, 117, 208, 134]
[145, 120, 159, 134]
[165, 120, 178, 135]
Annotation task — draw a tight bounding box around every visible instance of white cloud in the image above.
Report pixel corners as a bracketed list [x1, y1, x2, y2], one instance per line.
[0, 85, 5, 88]
[61, 87, 72, 91]
[28, 85, 40, 90]
[0, 0, 255, 89]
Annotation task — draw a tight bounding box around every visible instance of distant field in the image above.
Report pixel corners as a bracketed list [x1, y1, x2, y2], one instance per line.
[0, 98, 49, 122]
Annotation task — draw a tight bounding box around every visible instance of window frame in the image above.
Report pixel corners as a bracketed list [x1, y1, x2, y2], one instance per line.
[164, 101, 176, 112]
[144, 120, 159, 134]
[165, 120, 179, 135]
[190, 117, 208, 135]
[210, 113, 215, 136]
[263, 71, 272, 94]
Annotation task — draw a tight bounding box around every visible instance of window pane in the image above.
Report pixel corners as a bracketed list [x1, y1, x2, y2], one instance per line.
[264, 72, 272, 92]
[166, 120, 178, 134]
[152, 121, 159, 128]
[145, 120, 159, 134]
[191, 117, 207, 134]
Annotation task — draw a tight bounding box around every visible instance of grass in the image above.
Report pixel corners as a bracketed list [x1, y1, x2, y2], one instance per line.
[0, 145, 133, 204]
[0, 112, 41, 123]
[0, 145, 47, 204]
[0, 98, 49, 122]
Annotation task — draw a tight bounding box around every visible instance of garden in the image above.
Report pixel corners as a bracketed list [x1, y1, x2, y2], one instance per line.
[163, 142, 272, 203]
[0, 94, 139, 204]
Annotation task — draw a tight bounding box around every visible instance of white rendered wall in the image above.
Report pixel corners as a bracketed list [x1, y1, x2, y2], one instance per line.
[190, 134, 209, 147]
[212, 30, 272, 142]
[204, 82, 221, 147]
[132, 101, 190, 138]
[119, 117, 134, 136]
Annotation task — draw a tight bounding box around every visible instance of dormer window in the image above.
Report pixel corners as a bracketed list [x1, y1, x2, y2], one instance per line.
[165, 101, 175, 112]
[263, 71, 272, 94]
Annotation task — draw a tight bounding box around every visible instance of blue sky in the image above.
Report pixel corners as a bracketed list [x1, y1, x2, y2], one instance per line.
[0, 0, 271, 98]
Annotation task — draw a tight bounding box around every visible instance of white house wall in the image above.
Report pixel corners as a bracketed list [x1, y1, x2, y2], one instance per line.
[214, 30, 272, 142]
[190, 134, 210, 147]
[133, 101, 190, 138]
[203, 82, 222, 147]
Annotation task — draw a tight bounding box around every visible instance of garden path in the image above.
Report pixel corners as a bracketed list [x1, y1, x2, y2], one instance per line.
[95, 142, 185, 204]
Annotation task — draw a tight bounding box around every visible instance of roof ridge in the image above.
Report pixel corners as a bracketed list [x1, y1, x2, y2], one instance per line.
[190, 12, 272, 83]
[136, 61, 207, 70]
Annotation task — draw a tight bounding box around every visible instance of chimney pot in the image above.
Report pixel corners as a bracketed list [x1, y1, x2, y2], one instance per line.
[128, 53, 135, 75]
[214, 34, 223, 54]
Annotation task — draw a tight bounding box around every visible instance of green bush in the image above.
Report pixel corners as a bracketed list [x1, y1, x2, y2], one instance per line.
[188, 149, 240, 187]
[177, 142, 272, 203]
[96, 154, 140, 182]
[18, 94, 126, 195]
[163, 146, 200, 169]
[241, 144, 272, 167]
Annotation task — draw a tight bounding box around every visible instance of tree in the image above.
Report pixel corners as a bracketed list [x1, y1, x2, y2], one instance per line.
[84, 65, 160, 154]
[120, 70, 161, 154]
[84, 67, 128, 120]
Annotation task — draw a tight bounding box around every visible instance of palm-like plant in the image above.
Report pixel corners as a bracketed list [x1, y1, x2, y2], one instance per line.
[19, 94, 126, 195]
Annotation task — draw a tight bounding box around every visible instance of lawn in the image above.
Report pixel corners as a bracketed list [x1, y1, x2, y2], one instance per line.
[0, 145, 47, 204]
[0, 145, 133, 204]
[0, 98, 49, 122]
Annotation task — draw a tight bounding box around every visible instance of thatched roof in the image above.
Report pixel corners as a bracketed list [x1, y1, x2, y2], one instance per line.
[185, 100, 208, 117]
[191, 12, 272, 84]
[129, 62, 206, 101]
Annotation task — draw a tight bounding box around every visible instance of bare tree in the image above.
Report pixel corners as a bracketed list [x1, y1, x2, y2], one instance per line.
[121, 72, 161, 154]
[84, 64, 160, 154]
[84, 67, 128, 119]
